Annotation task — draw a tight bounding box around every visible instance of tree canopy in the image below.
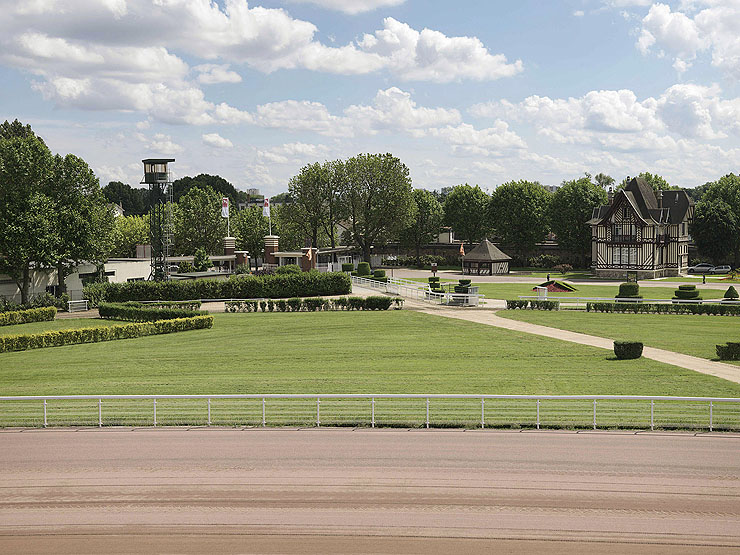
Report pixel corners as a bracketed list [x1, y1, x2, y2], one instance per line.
[489, 180, 551, 257]
[617, 172, 679, 192]
[102, 181, 149, 215]
[400, 189, 444, 258]
[173, 185, 227, 255]
[173, 174, 245, 207]
[692, 173, 740, 266]
[443, 184, 490, 246]
[550, 177, 607, 265]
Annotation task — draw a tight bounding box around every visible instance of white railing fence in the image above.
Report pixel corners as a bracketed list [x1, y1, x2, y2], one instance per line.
[352, 275, 484, 307]
[519, 295, 740, 308]
[1, 394, 738, 431]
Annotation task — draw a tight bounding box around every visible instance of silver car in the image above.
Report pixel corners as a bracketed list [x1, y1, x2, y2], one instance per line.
[710, 265, 732, 274]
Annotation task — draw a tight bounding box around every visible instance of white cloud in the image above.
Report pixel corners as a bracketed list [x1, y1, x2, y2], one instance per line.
[358, 18, 523, 82]
[287, 0, 406, 14]
[137, 132, 183, 155]
[194, 64, 242, 85]
[428, 122, 527, 156]
[636, 1, 740, 79]
[202, 133, 234, 148]
[573, 10, 585, 17]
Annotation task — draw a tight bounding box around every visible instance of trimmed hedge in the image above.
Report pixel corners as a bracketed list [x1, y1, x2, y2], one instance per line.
[341, 263, 354, 272]
[225, 295, 401, 313]
[83, 272, 351, 305]
[724, 286, 738, 300]
[716, 342, 740, 361]
[673, 284, 701, 301]
[617, 282, 640, 297]
[0, 306, 56, 327]
[614, 341, 643, 360]
[505, 299, 560, 310]
[0, 316, 213, 353]
[587, 302, 740, 315]
[356, 262, 371, 276]
[98, 303, 208, 322]
[124, 300, 202, 310]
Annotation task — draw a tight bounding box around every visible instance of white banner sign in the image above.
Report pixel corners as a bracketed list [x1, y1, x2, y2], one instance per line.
[263, 197, 270, 218]
[221, 197, 229, 218]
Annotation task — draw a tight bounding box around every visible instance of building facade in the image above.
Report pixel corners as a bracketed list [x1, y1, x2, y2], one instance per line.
[588, 177, 694, 279]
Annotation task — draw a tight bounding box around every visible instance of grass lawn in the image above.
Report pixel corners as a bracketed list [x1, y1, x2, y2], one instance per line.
[498, 310, 740, 365]
[1, 311, 739, 397]
[0, 318, 119, 336]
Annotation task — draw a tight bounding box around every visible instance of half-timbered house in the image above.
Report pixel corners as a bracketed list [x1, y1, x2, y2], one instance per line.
[588, 177, 694, 279]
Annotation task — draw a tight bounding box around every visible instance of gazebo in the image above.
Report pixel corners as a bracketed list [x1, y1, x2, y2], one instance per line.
[462, 239, 511, 275]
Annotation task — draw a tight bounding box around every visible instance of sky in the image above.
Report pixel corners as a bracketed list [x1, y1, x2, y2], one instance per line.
[1, 0, 739, 195]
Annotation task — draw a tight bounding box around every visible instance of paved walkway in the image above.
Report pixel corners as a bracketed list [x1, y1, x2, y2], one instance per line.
[352, 284, 740, 385]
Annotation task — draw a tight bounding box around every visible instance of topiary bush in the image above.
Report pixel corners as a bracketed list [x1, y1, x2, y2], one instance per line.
[673, 284, 701, 301]
[614, 341, 643, 360]
[373, 269, 386, 278]
[341, 263, 354, 272]
[356, 262, 371, 276]
[716, 342, 740, 360]
[724, 286, 739, 300]
[364, 296, 393, 310]
[616, 282, 640, 299]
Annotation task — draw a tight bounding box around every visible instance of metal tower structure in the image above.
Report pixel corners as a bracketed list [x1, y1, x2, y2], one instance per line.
[141, 159, 175, 281]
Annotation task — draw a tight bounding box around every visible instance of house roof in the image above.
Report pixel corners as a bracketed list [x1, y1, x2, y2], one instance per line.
[463, 239, 511, 262]
[588, 177, 694, 226]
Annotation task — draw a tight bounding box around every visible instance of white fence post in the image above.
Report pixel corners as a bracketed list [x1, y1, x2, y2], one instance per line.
[651, 399, 654, 430]
[709, 401, 713, 432]
[153, 398, 157, 426]
[536, 399, 540, 429]
[207, 398, 211, 426]
[481, 398, 485, 429]
[98, 398, 102, 427]
[43, 399, 47, 428]
[426, 398, 429, 429]
[371, 398, 375, 428]
[262, 398, 266, 427]
[593, 399, 597, 430]
[317, 397, 321, 427]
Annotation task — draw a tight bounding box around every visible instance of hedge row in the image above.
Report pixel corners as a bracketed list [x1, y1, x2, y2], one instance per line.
[716, 342, 740, 361]
[98, 303, 208, 322]
[0, 316, 213, 353]
[0, 306, 57, 327]
[225, 296, 403, 313]
[587, 302, 740, 315]
[125, 300, 202, 310]
[614, 341, 643, 360]
[505, 300, 560, 310]
[83, 272, 352, 305]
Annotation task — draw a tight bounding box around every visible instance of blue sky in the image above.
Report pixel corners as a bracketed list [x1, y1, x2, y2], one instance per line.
[1, 0, 739, 194]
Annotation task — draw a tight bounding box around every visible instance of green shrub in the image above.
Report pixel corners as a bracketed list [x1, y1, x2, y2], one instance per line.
[373, 269, 386, 278]
[724, 286, 739, 300]
[506, 300, 528, 309]
[0, 306, 57, 327]
[275, 264, 302, 275]
[673, 289, 701, 300]
[98, 303, 207, 322]
[716, 342, 740, 360]
[587, 302, 740, 316]
[276, 299, 288, 312]
[364, 296, 393, 310]
[392, 297, 404, 310]
[193, 248, 213, 272]
[614, 341, 643, 360]
[304, 297, 326, 312]
[356, 262, 371, 276]
[616, 282, 640, 298]
[459, 279, 472, 286]
[341, 263, 354, 272]
[287, 298, 302, 312]
[678, 284, 696, 291]
[83, 272, 351, 303]
[0, 315, 213, 353]
[348, 296, 366, 310]
[178, 261, 195, 273]
[428, 277, 440, 284]
[225, 300, 258, 313]
[259, 300, 267, 312]
[333, 297, 349, 310]
[530, 300, 560, 310]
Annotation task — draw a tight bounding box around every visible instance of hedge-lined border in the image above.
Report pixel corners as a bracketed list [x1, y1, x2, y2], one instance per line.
[226, 296, 403, 313]
[98, 303, 208, 322]
[587, 302, 740, 316]
[0, 306, 57, 327]
[505, 300, 560, 311]
[0, 316, 213, 353]
[83, 272, 351, 306]
[717, 342, 740, 361]
[124, 300, 202, 310]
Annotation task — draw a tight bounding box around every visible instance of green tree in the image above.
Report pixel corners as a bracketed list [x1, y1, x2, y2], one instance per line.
[108, 215, 148, 258]
[173, 186, 226, 255]
[192, 247, 213, 271]
[49, 154, 114, 293]
[693, 173, 740, 265]
[594, 172, 615, 189]
[550, 177, 607, 266]
[232, 206, 269, 270]
[0, 119, 45, 144]
[173, 174, 245, 207]
[617, 172, 680, 192]
[0, 134, 57, 304]
[341, 153, 415, 262]
[103, 181, 149, 215]
[400, 189, 444, 258]
[442, 184, 490, 246]
[489, 180, 551, 258]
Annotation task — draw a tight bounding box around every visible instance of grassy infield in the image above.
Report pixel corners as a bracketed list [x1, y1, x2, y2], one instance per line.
[0, 273, 738, 428]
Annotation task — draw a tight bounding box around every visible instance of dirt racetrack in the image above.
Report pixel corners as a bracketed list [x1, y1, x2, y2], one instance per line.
[1, 428, 739, 554]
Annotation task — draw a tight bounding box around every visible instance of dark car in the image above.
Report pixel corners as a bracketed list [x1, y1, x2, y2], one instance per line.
[688, 263, 714, 274]
[710, 265, 732, 275]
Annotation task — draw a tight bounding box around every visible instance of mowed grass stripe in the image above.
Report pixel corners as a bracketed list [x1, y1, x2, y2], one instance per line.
[1, 312, 739, 398]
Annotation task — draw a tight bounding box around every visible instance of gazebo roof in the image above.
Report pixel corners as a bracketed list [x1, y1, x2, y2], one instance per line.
[463, 239, 511, 262]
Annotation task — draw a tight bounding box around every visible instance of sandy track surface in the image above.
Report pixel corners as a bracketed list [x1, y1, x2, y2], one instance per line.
[1, 428, 739, 553]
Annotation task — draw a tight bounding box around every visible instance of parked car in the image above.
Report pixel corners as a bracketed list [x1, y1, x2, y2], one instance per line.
[710, 265, 732, 275]
[687, 263, 714, 274]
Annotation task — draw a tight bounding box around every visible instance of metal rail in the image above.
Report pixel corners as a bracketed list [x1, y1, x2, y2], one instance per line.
[352, 275, 484, 306]
[2, 394, 738, 430]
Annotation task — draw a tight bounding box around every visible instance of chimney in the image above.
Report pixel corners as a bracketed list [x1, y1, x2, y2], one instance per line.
[656, 189, 663, 208]
[608, 187, 614, 205]
[264, 235, 279, 266]
[223, 236, 236, 256]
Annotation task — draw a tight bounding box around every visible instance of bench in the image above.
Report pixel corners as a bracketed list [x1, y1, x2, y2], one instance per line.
[67, 300, 89, 313]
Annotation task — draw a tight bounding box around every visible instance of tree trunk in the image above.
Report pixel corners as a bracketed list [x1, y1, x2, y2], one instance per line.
[57, 261, 68, 295]
[20, 265, 30, 306]
[362, 243, 371, 263]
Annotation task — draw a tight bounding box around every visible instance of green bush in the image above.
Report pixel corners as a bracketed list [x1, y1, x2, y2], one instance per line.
[287, 298, 302, 312]
[304, 297, 326, 312]
[373, 269, 386, 278]
[0, 306, 57, 327]
[225, 296, 399, 312]
[364, 296, 393, 310]
[428, 277, 440, 283]
[0, 315, 213, 353]
[459, 279, 472, 286]
[341, 263, 354, 272]
[356, 262, 371, 276]
[616, 282, 640, 298]
[506, 300, 528, 309]
[678, 284, 696, 291]
[348, 296, 366, 310]
[614, 341, 643, 360]
[530, 300, 560, 310]
[225, 300, 259, 313]
[275, 264, 302, 275]
[83, 272, 351, 304]
[122, 300, 202, 310]
[98, 303, 207, 322]
[193, 248, 213, 272]
[586, 302, 740, 316]
[673, 288, 701, 300]
[724, 286, 739, 300]
[178, 261, 195, 273]
[716, 342, 740, 361]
